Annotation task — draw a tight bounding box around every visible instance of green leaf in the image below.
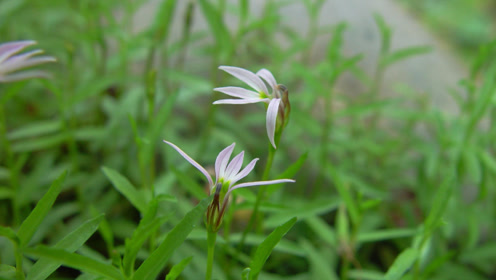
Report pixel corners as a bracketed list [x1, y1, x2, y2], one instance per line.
[198, 0, 231, 57]
[123, 199, 169, 277]
[165, 256, 193, 280]
[11, 133, 71, 152]
[26, 215, 104, 280]
[348, 269, 384, 280]
[384, 248, 418, 280]
[374, 14, 391, 54]
[24, 246, 124, 280]
[357, 228, 417, 244]
[265, 198, 339, 228]
[7, 120, 62, 140]
[0, 264, 16, 279]
[249, 217, 297, 280]
[141, 89, 179, 166]
[241, 268, 251, 280]
[327, 166, 360, 226]
[305, 216, 337, 248]
[381, 46, 432, 67]
[132, 197, 210, 280]
[0, 226, 18, 244]
[170, 167, 207, 200]
[300, 239, 338, 280]
[423, 174, 454, 240]
[102, 166, 147, 213]
[18, 171, 67, 247]
[327, 23, 347, 64]
[276, 152, 308, 179]
[151, 0, 178, 43]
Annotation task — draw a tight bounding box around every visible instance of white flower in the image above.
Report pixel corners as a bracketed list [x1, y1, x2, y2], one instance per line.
[0, 40, 56, 83]
[164, 140, 295, 231]
[213, 66, 287, 149]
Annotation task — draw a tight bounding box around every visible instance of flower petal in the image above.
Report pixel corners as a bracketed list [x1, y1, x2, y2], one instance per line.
[215, 143, 235, 182]
[163, 140, 213, 187]
[223, 151, 244, 181]
[256, 68, 277, 91]
[229, 158, 258, 186]
[266, 98, 281, 149]
[219, 66, 269, 94]
[0, 70, 51, 82]
[223, 179, 295, 204]
[214, 86, 261, 99]
[213, 98, 269, 105]
[0, 40, 36, 64]
[1, 54, 56, 74]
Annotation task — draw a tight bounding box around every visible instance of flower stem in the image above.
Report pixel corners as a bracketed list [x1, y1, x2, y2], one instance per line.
[15, 243, 24, 280]
[0, 102, 20, 225]
[206, 230, 217, 280]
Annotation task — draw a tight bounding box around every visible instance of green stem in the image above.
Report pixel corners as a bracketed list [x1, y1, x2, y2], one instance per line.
[15, 244, 24, 280]
[340, 257, 349, 280]
[206, 230, 217, 280]
[0, 103, 20, 225]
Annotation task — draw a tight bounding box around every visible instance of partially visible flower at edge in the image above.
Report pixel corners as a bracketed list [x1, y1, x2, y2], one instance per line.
[0, 40, 56, 83]
[164, 140, 295, 232]
[213, 66, 291, 149]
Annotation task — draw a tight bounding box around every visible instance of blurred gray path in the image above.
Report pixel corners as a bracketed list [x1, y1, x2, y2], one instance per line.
[133, 0, 467, 113]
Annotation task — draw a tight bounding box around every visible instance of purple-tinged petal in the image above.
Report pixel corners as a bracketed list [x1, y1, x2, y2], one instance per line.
[0, 70, 51, 82]
[0, 40, 36, 63]
[223, 151, 244, 181]
[223, 179, 295, 205]
[1, 55, 56, 73]
[266, 98, 281, 149]
[219, 66, 269, 94]
[214, 86, 261, 99]
[163, 140, 213, 187]
[215, 143, 235, 182]
[213, 98, 269, 105]
[256, 69, 277, 91]
[229, 158, 258, 186]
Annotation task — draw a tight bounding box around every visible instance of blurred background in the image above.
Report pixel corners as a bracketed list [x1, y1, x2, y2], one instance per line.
[1, 0, 496, 279]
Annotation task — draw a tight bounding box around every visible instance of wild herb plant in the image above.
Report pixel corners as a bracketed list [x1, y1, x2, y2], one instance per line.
[1, 0, 496, 280]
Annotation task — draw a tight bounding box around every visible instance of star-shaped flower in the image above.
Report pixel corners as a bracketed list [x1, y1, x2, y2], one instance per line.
[0, 40, 56, 83]
[164, 140, 295, 231]
[213, 66, 290, 149]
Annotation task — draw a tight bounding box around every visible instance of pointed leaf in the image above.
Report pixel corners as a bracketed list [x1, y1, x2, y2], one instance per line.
[102, 166, 147, 213]
[249, 217, 297, 279]
[384, 248, 418, 280]
[132, 197, 210, 280]
[300, 239, 338, 280]
[25, 246, 124, 280]
[165, 256, 193, 280]
[18, 171, 67, 247]
[27, 215, 104, 280]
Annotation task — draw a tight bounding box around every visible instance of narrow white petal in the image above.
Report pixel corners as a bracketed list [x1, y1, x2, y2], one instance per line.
[215, 143, 235, 182]
[163, 140, 213, 187]
[223, 151, 244, 181]
[256, 69, 278, 91]
[213, 98, 268, 105]
[229, 158, 258, 186]
[0, 70, 51, 82]
[224, 179, 295, 202]
[219, 66, 269, 94]
[266, 98, 281, 149]
[214, 86, 261, 99]
[0, 40, 36, 64]
[1, 56, 56, 74]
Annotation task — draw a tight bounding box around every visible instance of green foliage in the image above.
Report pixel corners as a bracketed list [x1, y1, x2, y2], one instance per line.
[1, 0, 496, 279]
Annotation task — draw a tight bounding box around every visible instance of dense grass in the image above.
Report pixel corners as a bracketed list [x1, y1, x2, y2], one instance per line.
[1, 0, 496, 279]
